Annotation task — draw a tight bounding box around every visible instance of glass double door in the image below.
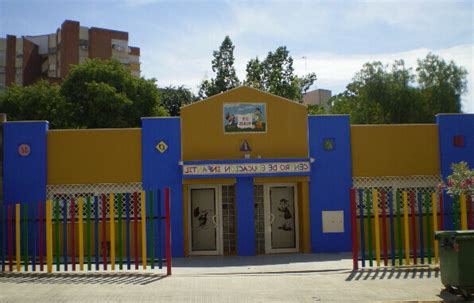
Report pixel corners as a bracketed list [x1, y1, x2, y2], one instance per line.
[256, 184, 299, 254]
[265, 184, 299, 253]
[189, 185, 222, 255]
[189, 184, 298, 255]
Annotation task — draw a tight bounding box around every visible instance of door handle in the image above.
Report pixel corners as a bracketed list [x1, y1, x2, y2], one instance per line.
[212, 215, 217, 227]
[270, 213, 275, 224]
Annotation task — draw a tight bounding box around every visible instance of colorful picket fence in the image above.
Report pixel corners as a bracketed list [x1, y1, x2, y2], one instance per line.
[0, 188, 172, 275]
[350, 188, 473, 270]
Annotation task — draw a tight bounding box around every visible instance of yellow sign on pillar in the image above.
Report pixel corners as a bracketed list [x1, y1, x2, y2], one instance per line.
[156, 141, 168, 154]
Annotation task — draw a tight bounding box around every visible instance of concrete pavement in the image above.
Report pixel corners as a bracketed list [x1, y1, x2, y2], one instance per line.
[0, 253, 466, 302]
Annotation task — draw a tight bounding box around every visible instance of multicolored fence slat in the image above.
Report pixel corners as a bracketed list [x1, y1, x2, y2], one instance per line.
[1, 189, 172, 275]
[350, 187, 469, 270]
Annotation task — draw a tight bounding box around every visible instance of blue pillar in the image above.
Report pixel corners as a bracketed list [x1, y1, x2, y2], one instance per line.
[308, 115, 352, 253]
[436, 114, 474, 230]
[3, 121, 48, 205]
[3, 121, 48, 257]
[141, 117, 183, 257]
[236, 177, 255, 256]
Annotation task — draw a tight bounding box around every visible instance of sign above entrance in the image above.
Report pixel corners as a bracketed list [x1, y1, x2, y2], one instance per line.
[223, 103, 266, 133]
[182, 159, 311, 178]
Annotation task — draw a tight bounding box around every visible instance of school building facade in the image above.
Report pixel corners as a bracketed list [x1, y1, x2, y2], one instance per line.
[2, 86, 473, 257]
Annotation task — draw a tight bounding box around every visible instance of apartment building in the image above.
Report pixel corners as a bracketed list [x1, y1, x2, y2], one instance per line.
[302, 89, 332, 110]
[0, 20, 140, 90]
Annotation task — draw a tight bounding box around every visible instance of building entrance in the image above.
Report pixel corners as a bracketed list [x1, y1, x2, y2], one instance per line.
[188, 185, 222, 255]
[255, 184, 299, 254]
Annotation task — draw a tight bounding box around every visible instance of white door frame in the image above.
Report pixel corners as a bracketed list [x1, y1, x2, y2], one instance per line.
[264, 183, 299, 253]
[188, 184, 223, 256]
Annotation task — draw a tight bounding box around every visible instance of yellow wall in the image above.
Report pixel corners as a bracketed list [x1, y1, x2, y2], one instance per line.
[48, 129, 142, 184]
[351, 124, 440, 177]
[181, 86, 309, 161]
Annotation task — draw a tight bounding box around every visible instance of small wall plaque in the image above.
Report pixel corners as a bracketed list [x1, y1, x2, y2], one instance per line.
[18, 144, 31, 157]
[323, 138, 335, 151]
[156, 141, 168, 153]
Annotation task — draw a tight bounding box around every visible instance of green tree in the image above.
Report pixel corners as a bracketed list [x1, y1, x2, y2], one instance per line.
[337, 60, 422, 123]
[198, 36, 240, 99]
[0, 80, 71, 128]
[244, 46, 317, 101]
[329, 56, 459, 124]
[61, 59, 167, 128]
[416, 53, 468, 115]
[159, 85, 195, 116]
[307, 104, 326, 115]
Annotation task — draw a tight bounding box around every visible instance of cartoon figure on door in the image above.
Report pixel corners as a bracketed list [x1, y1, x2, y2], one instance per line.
[193, 207, 211, 229]
[277, 198, 293, 231]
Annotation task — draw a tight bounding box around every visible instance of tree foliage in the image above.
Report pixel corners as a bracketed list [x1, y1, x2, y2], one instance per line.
[61, 59, 166, 128]
[244, 46, 317, 101]
[198, 36, 240, 99]
[159, 85, 195, 116]
[0, 59, 167, 128]
[330, 53, 467, 124]
[0, 80, 71, 128]
[416, 53, 468, 116]
[307, 104, 327, 115]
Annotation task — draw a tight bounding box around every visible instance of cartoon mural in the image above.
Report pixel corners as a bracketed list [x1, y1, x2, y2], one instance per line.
[223, 103, 266, 133]
[277, 198, 293, 231]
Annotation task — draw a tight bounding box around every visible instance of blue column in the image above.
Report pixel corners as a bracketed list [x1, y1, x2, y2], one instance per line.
[236, 177, 255, 256]
[308, 115, 352, 253]
[3, 121, 48, 257]
[141, 117, 184, 257]
[3, 121, 48, 206]
[436, 114, 474, 230]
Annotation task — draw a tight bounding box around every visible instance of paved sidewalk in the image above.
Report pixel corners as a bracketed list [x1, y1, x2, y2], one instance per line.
[0, 253, 465, 302]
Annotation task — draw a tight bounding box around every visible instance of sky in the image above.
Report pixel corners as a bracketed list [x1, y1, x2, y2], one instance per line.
[1, 0, 473, 112]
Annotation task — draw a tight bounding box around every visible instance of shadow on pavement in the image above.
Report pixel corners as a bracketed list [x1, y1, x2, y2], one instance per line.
[345, 267, 440, 281]
[0, 272, 166, 285]
[173, 252, 352, 268]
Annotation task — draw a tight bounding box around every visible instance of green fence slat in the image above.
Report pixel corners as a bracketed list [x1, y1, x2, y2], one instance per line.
[396, 190, 403, 265]
[366, 190, 373, 267]
[453, 196, 460, 230]
[117, 193, 123, 270]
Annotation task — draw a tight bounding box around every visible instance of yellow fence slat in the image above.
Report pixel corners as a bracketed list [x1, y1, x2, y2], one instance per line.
[460, 194, 467, 230]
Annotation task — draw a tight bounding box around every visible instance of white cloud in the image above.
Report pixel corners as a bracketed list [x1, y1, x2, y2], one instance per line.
[135, 1, 472, 112]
